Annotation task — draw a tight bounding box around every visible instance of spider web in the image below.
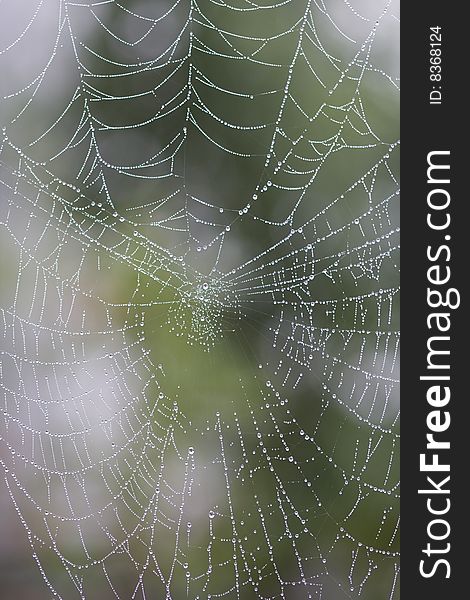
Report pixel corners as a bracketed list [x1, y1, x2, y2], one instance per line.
[0, 0, 399, 598]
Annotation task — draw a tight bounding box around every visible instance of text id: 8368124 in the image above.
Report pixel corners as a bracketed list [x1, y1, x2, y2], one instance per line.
[429, 26, 442, 105]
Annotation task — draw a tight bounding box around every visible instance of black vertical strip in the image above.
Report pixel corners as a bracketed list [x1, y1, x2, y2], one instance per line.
[402, 5, 465, 597]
